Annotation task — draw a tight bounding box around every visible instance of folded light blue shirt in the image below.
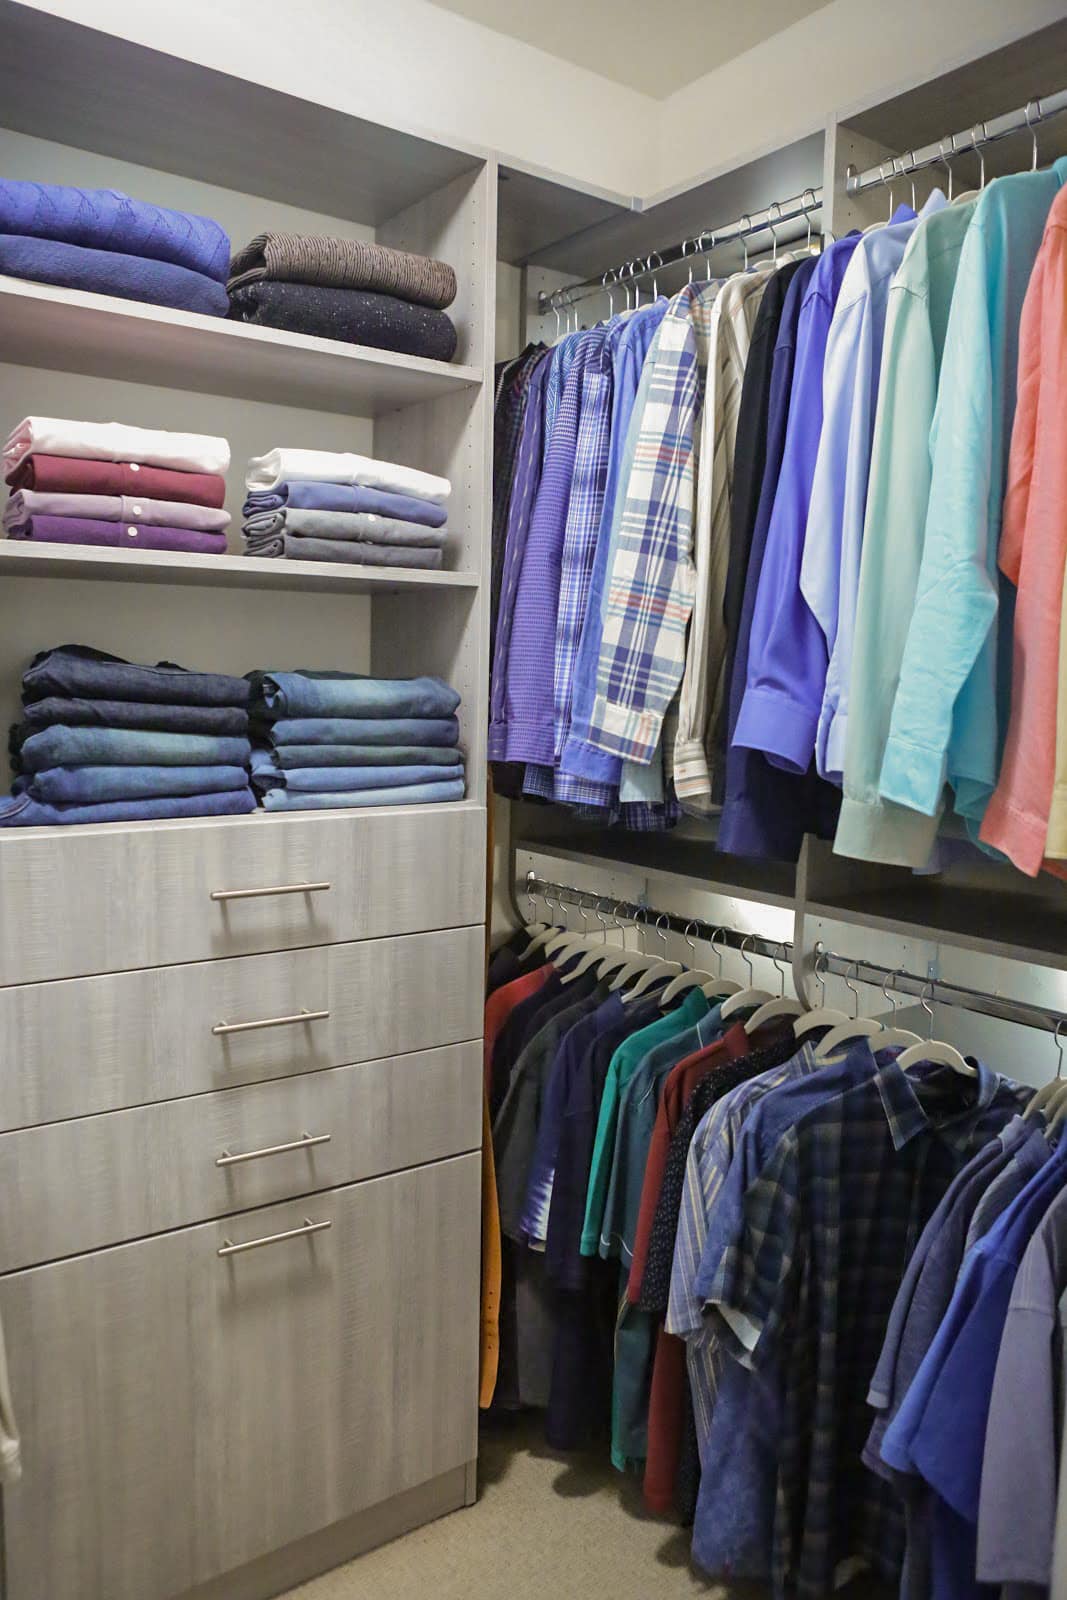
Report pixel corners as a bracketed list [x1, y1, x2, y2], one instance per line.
[880, 158, 1067, 829]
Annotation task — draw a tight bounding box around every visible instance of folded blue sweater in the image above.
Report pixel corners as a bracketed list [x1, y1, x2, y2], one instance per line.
[0, 179, 230, 280]
[0, 235, 229, 316]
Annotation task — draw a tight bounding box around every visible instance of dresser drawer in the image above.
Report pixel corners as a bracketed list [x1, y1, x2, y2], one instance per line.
[1, 1153, 480, 1600]
[0, 924, 483, 1131]
[0, 1040, 481, 1271]
[0, 802, 485, 985]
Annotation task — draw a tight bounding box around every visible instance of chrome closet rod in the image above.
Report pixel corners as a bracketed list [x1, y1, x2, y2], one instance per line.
[520, 873, 1067, 1036]
[536, 186, 823, 314]
[845, 87, 1067, 194]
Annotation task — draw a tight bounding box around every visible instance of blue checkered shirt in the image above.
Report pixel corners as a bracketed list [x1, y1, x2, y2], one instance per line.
[586, 281, 720, 764]
[700, 1054, 1023, 1599]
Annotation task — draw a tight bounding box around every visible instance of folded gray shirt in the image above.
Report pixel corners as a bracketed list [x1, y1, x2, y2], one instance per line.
[242, 506, 446, 546]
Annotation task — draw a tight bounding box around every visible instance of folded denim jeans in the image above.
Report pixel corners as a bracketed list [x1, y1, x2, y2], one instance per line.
[249, 672, 460, 721]
[25, 764, 250, 804]
[18, 697, 250, 736]
[243, 481, 446, 527]
[258, 778, 465, 810]
[243, 531, 443, 567]
[23, 644, 252, 708]
[265, 716, 460, 747]
[242, 508, 446, 546]
[270, 743, 462, 768]
[20, 725, 251, 772]
[251, 754, 464, 792]
[0, 787, 256, 828]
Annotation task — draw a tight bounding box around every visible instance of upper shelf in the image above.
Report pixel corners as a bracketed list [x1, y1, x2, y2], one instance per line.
[0, 540, 480, 595]
[0, 1, 483, 225]
[0, 278, 483, 416]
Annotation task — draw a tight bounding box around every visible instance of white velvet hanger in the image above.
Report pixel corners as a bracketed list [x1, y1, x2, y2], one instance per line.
[814, 961, 884, 1060]
[745, 942, 805, 1034]
[719, 935, 775, 1021]
[792, 950, 849, 1040]
[620, 913, 681, 1002]
[659, 921, 719, 1007]
[1023, 1020, 1067, 1120]
[895, 983, 976, 1078]
[875, 969, 922, 1052]
[700, 928, 743, 1000]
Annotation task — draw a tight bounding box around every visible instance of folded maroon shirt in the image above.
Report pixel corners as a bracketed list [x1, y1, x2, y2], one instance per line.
[6, 454, 226, 507]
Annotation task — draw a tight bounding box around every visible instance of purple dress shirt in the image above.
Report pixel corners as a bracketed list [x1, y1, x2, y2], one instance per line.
[8, 515, 226, 554]
[733, 234, 862, 773]
[503, 327, 606, 765]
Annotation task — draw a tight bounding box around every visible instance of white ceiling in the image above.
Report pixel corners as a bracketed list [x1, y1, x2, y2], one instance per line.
[427, 0, 832, 97]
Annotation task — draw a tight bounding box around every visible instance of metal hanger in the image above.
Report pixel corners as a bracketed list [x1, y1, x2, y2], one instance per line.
[646, 251, 662, 300]
[610, 907, 672, 994]
[1022, 1019, 1067, 1120]
[794, 949, 850, 1040]
[702, 230, 716, 281]
[738, 215, 752, 272]
[880, 160, 896, 220]
[814, 961, 885, 1059]
[801, 188, 817, 252]
[701, 926, 743, 999]
[542, 887, 586, 959]
[1026, 98, 1041, 171]
[746, 941, 805, 1033]
[524, 884, 567, 958]
[1040, 1024, 1067, 1131]
[939, 136, 956, 203]
[518, 871, 550, 944]
[896, 982, 977, 1077]
[765, 202, 781, 266]
[601, 270, 616, 321]
[972, 123, 988, 190]
[719, 934, 775, 1020]
[622, 911, 682, 1002]
[875, 968, 922, 1052]
[561, 895, 617, 983]
[659, 919, 719, 1006]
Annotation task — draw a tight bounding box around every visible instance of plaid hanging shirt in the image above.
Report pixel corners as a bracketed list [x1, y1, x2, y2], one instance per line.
[585, 281, 720, 765]
[699, 1054, 1025, 1600]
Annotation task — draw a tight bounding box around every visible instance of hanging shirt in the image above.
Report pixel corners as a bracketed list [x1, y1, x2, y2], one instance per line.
[491, 344, 548, 656]
[713, 260, 805, 800]
[563, 299, 669, 784]
[717, 257, 841, 861]
[803, 199, 944, 783]
[488, 353, 551, 761]
[731, 232, 861, 774]
[502, 327, 606, 766]
[980, 183, 1067, 873]
[833, 196, 977, 866]
[674, 267, 773, 812]
[977, 1183, 1067, 1590]
[880, 158, 1067, 834]
[583, 281, 721, 767]
[701, 1054, 1021, 1600]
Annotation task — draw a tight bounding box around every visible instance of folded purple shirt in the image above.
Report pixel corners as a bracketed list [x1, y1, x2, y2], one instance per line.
[9, 516, 227, 554]
[5, 490, 230, 532]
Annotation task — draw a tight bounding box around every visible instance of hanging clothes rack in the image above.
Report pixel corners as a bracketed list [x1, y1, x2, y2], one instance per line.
[535, 185, 824, 315]
[845, 87, 1067, 194]
[521, 872, 1067, 1036]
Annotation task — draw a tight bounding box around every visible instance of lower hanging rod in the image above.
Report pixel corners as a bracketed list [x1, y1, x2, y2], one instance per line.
[521, 873, 1067, 1036]
[536, 186, 822, 315]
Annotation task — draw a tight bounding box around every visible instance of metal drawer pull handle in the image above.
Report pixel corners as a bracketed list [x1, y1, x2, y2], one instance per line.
[212, 1007, 330, 1037]
[210, 881, 331, 902]
[218, 1217, 332, 1257]
[216, 1131, 331, 1168]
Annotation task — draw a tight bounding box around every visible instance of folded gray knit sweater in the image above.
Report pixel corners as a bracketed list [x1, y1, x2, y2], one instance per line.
[228, 232, 457, 310]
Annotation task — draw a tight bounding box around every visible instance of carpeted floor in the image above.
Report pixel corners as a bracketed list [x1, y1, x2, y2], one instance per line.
[280, 1415, 769, 1600]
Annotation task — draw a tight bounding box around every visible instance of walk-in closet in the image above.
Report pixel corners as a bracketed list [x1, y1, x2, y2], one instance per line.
[2, 3, 1067, 1598]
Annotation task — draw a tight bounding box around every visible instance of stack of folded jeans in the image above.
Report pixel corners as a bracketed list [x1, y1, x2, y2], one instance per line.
[248, 669, 465, 809]
[242, 447, 448, 568]
[227, 232, 458, 360]
[0, 177, 230, 315]
[0, 645, 256, 827]
[3, 419, 231, 554]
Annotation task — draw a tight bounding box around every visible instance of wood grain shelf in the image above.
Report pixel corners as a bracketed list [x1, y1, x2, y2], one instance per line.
[0, 278, 483, 418]
[0, 539, 479, 595]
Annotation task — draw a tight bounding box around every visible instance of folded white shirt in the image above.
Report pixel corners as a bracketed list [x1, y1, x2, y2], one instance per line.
[3, 418, 230, 478]
[245, 447, 450, 505]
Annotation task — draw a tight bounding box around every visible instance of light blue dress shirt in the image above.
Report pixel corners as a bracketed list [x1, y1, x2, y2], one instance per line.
[802, 201, 942, 783]
[881, 158, 1067, 828]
